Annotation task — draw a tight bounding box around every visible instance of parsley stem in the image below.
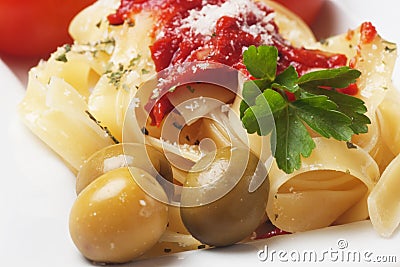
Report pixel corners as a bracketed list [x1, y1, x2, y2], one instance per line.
[275, 88, 289, 102]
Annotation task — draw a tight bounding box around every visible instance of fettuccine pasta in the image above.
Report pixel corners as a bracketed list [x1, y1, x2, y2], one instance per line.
[266, 137, 379, 233]
[17, 0, 400, 263]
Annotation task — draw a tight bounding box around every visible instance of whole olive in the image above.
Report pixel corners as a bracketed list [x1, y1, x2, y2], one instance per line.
[167, 205, 190, 235]
[76, 143, 173, 195]
[69, 167, 168, 263]
[180, 147, 269, 247]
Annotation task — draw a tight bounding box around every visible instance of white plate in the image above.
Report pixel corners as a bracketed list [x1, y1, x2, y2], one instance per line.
[1, 1, 400, 266]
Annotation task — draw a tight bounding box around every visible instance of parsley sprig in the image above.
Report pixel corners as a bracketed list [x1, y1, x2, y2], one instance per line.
[240, 45, 370, 174]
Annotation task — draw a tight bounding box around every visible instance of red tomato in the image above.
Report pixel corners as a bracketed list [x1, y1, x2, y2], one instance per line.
[0, 0, 322, 59]
[0, 0, 96, 59]
[273, 0, 325, 26]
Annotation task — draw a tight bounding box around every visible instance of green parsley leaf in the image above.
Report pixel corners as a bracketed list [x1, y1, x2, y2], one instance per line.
[242, 89, 283, 135]
[240, 45, 370, 174]
[55, 44, 71, 63]
[241, 79, 272, 118]
[55, 53, 68, 63]
[242, 80, 263, 106]
[272, 66, 299, 93]
[304, 87, 370, 133]
[258, 89, 287, 114]
[292, 97, 353, 140]
[128, 54, 141, 68]
[240, 100, 250, 120]
[297, 66, 361, 89]
[243, 45, 278, 80]
[272, 106, 316, 173]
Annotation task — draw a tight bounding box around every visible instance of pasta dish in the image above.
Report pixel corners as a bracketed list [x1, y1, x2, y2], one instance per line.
[17, 0, 400, 264]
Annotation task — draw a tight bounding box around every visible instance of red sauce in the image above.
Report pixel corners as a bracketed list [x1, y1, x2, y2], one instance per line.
[345, 29, 355, 41]
[255, 226, 289, 240]
[337, 82, 358, 95]
[360, 21, 377, 44]
[348, 22, 377, 91]
[108, 0, 353, 125]
[149, 95, 175, 127]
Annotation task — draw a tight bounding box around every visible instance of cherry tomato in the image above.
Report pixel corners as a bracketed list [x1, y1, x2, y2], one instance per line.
[273, 0, 325, 25]
[0, 0, 95, 59]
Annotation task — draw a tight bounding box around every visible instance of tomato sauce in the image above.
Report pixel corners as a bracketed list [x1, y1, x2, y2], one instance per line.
[360, 22, 377, 44]
[255, 226, 289, 240]
[108, 0, 353, 126]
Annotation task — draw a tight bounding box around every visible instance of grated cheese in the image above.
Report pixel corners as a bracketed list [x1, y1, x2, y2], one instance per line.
[180, 0, 275, 41]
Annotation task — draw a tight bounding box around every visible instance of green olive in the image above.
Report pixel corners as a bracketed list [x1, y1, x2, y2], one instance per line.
[76, 143, 173, 194]
[69, 167, 169, 263]
[180, 147, 269, 247]
[167, 205, 190, 235]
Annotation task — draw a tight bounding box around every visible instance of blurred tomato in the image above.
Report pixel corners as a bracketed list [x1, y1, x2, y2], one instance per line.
[0, 0, 95, 59]
[0, 0, 323, 58]
[273, 0, 325, 25]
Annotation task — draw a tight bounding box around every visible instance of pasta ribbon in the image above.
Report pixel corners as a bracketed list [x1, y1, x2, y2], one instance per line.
[377, 87, 400, 156]
[69, 0, 120, 44]
[368, 153, 400, 237]
[312, 26, 397, 154]
[266, 137, 379, 233]
[263, 0, 316, 47]
[18, 69, 114, 171]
